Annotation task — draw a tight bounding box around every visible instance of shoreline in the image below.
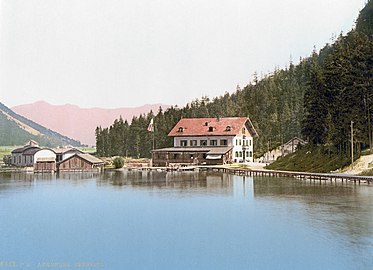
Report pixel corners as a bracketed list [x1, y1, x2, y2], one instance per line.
[1, 164, 373, 185]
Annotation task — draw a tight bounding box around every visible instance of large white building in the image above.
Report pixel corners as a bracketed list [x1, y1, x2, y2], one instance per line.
[152, 117, 258, 166]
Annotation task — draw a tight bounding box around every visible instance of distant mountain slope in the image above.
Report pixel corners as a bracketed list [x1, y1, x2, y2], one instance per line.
[0, 102, 83, 147]
[12, 101, 169, 146]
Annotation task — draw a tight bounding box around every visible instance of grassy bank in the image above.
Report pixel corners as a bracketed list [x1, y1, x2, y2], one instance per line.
[266, 145, 351, 173]
[0, 146, 17, 160]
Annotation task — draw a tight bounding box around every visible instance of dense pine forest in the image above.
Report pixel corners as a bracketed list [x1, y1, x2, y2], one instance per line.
[96, 0, 373, 160]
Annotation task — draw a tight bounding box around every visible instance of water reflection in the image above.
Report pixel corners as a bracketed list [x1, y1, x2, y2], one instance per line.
[0, 172, 35, 195]
[0, 171, 372, 269]
[253, 176, 373, 263]
[253, 177, 356, 197]
[97, 170, 234, 196]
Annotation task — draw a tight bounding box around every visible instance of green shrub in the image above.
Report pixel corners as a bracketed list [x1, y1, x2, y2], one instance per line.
[112, 157, 124, 169]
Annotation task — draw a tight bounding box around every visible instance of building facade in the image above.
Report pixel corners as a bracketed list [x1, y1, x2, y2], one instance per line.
[34, 148, 57, 173]
[11, 141, 41, 167]
[152, 117, 257, 167]
[54, 148, 83, 162]
[9, 142, 103, 173]
[258, 137, 307, 163]
[57, 154, 105, 172]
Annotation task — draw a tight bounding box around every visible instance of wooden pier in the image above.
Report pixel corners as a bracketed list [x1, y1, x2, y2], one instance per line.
[198, 166, 373, 185]
[132, 165, 373, 185]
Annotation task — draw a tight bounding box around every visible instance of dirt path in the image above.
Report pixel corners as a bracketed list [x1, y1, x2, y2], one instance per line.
[341, 154, 373, 175]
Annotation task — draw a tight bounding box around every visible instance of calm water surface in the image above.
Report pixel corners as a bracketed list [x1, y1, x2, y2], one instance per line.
[0, 171, 372, 270]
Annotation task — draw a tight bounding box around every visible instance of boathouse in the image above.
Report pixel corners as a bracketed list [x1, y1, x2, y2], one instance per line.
[152, 117, 258, 167]
[34, 158, 57, 173]
[34, 148, 57, 173]
[53, 147, 83, 162]
[11, 140, 41, 167]
[57, 153, 105, 172]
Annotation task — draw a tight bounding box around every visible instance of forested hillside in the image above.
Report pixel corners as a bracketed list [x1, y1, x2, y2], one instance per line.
[302, 1, 373, 157]
[96, 0, 373, 159]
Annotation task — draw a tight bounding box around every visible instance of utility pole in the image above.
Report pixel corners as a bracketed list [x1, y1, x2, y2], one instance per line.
[152, 131, 155, 151]
[351, 121, 354, 169]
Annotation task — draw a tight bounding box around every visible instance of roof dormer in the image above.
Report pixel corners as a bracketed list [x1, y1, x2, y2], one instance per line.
[178, 127, 184, 133]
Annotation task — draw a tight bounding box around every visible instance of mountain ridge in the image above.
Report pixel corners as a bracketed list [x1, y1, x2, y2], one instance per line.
[0, 102, 83, 147]
[12, 100, 169, 146]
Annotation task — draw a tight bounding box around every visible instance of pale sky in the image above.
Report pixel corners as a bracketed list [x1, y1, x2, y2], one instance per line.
[0, 0, 367, 109]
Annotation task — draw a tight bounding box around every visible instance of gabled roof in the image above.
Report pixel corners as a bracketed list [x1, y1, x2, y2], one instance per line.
[77, 154, 104, 164]
[168, 117, 258, 137]
[53, 147, 83, 154]
[58, 153, 104, 165]
[11, 145, 41, 154]
[283, 137, 307, 147]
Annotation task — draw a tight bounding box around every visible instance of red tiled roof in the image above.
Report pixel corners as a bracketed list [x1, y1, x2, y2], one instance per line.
[168, 117, 258, 137]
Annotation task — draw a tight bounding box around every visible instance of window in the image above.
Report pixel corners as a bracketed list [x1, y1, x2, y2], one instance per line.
[200, 140, 207, 146]
[242, 127, 246, 134]
[226, 126, 231, 131]
[249, 151, 253, 157]
[239, 139, 242, 146]
[239, 151, 243, 157]
[208, 126, 214, 132]
[180, 140, 187, 147]
[220, 139, 228, 146]
[173, 153, 179, 159]
[246, 151, 249, 158]
[205, 122, 209, 126]
[249, 139, 252, 146]
[178, 127, 184, 132]
[190, 140, 198, 146]
[235, 151, 239, 158]
[210, 140, 218, 146]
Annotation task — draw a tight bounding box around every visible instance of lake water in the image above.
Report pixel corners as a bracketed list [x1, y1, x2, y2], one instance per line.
[0, 171, 372, 270]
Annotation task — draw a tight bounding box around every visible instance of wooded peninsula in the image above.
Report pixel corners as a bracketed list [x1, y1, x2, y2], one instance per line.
[95, 1, 373, 173]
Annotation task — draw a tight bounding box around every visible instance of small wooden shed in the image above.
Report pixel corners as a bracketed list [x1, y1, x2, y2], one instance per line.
[57, 154, 104, 172]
